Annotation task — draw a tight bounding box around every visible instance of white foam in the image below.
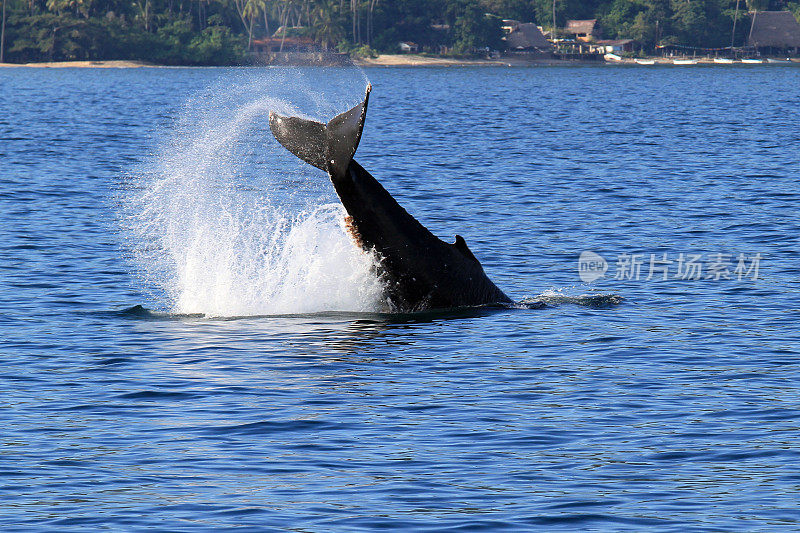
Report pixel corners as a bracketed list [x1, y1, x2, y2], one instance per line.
[121, 71, 385, 316]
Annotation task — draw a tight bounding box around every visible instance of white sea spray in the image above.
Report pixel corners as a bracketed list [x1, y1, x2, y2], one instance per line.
[121, 69, 385, 316]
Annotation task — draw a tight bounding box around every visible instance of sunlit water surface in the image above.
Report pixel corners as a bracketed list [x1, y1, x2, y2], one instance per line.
[1, 65, 799, 530]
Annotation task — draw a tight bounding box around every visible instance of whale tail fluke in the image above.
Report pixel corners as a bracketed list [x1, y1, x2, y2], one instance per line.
[267, 114, 328, 171]
[269, 84, 371, 179]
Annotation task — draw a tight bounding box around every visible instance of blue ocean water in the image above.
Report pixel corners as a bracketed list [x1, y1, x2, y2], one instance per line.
[1, 64, 799, 531]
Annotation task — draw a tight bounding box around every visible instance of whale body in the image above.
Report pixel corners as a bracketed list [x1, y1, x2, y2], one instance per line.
[269, 85, 512, 312]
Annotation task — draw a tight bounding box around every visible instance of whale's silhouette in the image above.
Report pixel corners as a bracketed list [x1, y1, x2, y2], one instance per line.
[269, 85, 512, 311]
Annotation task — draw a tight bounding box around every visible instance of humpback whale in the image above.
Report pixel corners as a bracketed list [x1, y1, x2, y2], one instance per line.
[269, 85, 512, 312]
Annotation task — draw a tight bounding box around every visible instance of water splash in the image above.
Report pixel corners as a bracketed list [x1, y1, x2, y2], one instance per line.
[517, 288, 624, 309]
[121, 69, 386, 316]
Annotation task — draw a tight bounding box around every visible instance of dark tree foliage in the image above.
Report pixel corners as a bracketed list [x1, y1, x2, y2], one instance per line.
[1, 0, 797, 63]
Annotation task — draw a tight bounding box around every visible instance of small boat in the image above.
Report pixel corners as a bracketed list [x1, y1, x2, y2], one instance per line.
[635, 59, 655, 65]
[766, 58, 791, 64]
[713, 58, 734, 64]
[672, 59, 697, 65]
[604, 53, 622, 62]
[741, 58, 763, 64]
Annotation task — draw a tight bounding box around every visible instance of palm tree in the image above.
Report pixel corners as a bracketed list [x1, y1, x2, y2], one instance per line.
[730, 0, 741, 49]
[350, 0, 357, 43]
[311, 0, 344, 50]
[366, 0, 377, 46]
[275, 0, 299, 52]
[232, 0, 249, 40]
[132, 0, 151, 31]
[1, 0, 7, 63]
[243, 0, 267, 49]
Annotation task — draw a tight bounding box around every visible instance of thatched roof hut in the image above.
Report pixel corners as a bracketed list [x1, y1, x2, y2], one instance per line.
[565, 19, 601, 41]
[503, 22, 552, 50]
[748, 11, 800, 49]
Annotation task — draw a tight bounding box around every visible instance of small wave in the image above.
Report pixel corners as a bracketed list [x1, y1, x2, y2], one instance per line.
[116, 304, 204, 320]
[116, 390, 200, 400]
[112, 304, 507, 323]
[205, 419, 344, 436]
[516, 290, 624, 309]
[113, 296, 622, 321]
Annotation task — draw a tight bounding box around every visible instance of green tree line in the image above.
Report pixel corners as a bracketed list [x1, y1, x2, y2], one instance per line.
[1, 0, 799, 64]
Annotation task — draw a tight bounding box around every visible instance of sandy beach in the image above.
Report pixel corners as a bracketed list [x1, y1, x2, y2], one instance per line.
[0, 60, 153, 68]
[3, 55, 797, 69]
[354, 54, 507, 67]
[0, 55, 507, 68]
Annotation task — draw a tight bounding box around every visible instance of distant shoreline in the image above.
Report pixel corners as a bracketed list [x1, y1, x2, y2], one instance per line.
[604, 57, 800, 65]
[0, 56, 508, 68]
[0, 60, 155, 68]
[2, 55, 799, 69]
